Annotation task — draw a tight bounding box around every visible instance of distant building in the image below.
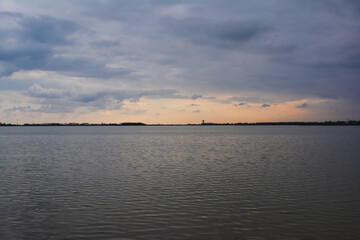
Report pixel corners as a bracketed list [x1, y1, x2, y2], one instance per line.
[201, 120, 214, 125]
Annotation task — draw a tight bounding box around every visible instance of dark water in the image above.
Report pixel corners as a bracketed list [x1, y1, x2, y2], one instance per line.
[0, 126, 359, 240]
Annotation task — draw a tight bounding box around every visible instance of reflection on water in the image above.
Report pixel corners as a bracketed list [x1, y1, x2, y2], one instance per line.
[0, 126, 359, 239]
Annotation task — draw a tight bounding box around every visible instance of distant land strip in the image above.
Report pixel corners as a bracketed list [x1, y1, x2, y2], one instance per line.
[1, 121, 360, 126]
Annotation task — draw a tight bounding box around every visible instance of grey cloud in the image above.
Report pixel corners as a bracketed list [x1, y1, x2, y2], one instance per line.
[128, 98, 140, 103]
[0, 11, 131, 78]
[0, 12, 74, 75]
[25, 83, 183, 111]
[5, 105, 32, 112]
[165, 18, 270, 48]
[297, 103, 308, 109]
[87, 97, 124, 111]
[311, 50, 360, 70]
[74, 89, 180, 104]
[1, 0, 360, 118]
[262, 104, 271, 108]
[0, 11, 22, 18]
[259, 44, 296, 56]
[229, 96, 268, 103]
[74, 91, 109, 103]
[140, 89, 184, 99]
[79, 0, 148, 21]
[0, 42, 51, 76]
[28, 83, 64, 99]
[3, 104, 74, 115]
[19, 15, 79, 45]
[43, 56, 132, 78]
[234, 103, 247, 106]
[1, 78, 33, 91]
[193, 109, 200, 113]
[35, 104, 76, 113]
[203, 96, 217, 100]
[190, 104, 199, 106]
[156, 58, 177, 65]
[91, 40, 120, 48]
[191, 94, 202, 100]
[0, 42, 49, 63]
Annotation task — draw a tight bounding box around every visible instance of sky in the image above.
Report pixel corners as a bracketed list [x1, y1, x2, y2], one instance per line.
[1, 0, 360, 124]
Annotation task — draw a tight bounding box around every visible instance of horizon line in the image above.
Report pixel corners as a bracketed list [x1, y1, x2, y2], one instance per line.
[1, 120, 360, 126]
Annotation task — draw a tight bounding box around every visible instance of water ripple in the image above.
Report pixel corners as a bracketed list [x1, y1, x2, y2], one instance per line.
[0, 126, 359, 239]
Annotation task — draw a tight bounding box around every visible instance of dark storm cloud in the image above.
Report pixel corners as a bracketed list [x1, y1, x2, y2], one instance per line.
[0, 45, 50, 69]
[0, 12, 78, 74]
[19, 15, 79, 45]
[1, 0, 360, 118]
[0, 11, 131, 78]
[165, 18, 269, 48]
[311, 50, 360, 70]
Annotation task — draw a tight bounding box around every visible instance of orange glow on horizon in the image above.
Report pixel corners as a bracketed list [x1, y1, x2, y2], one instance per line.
[0, 96, 345, 124]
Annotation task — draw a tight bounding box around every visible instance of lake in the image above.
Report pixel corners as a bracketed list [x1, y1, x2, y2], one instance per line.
[0, 126, 359, 239]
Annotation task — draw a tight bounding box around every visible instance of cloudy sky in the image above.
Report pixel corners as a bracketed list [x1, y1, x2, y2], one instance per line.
[1, 0, 359, 124]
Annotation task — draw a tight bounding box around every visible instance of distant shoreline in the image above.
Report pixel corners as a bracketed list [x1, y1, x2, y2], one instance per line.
[1, 121, 360, 126]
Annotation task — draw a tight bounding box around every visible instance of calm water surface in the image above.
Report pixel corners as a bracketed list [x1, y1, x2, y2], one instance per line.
[0, 126, 359, 239]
